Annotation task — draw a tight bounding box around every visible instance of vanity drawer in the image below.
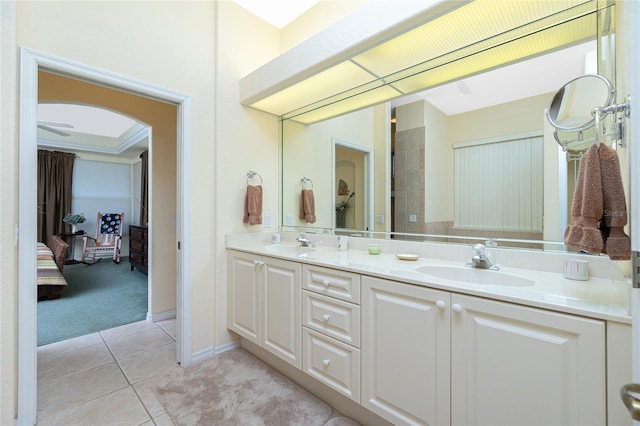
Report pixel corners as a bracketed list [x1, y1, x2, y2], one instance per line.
[302, 327, 360, 402]
[303, 265, 361, 304]
[303, 290, 360, 347]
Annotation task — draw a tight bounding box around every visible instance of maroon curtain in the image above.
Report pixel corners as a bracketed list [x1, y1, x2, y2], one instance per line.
[140, 150, 149, 225]
[37, 150, 75, 244]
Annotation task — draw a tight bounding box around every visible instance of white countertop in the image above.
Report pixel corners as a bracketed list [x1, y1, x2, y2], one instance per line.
[227, 232, 631, 324]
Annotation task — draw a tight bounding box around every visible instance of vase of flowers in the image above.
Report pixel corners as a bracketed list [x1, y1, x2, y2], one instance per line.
[63, 213, 86, 234]
[335, 192, 355, 228]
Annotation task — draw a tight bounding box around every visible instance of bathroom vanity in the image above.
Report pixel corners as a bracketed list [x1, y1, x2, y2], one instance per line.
[227, 232, 631, 425]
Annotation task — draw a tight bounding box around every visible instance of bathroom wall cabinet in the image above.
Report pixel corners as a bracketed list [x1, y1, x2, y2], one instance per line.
[362, 276, 606, 426]
[227, 250, 301, 368]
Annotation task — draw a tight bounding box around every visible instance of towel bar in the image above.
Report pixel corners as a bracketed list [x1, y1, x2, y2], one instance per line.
[247, 170, 263, 185]
[301, 177, 314, 189]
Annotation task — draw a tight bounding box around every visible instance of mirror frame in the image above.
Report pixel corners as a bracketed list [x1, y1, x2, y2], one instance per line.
[546, 74, 616, 132]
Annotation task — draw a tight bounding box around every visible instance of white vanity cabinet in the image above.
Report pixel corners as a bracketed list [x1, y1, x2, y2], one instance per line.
[361, 276, 606, 426]
[227, 250, 301, 368]
[302, 265, 361, 402]
[361, 276, 451, 425]
[450, 293, 605, 426]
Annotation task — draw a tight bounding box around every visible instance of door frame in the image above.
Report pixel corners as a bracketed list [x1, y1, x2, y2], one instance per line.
[331, 137, 374, 233]
[17, 47, 193, 425]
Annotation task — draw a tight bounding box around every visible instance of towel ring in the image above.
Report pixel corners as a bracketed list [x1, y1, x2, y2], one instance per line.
[247, 170, 263, 185]
[301, 177, 314, 189]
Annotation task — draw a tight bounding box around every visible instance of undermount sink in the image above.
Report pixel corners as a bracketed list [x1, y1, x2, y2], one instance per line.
[415, 265, 535, 287]
[263, 244, 317, 256]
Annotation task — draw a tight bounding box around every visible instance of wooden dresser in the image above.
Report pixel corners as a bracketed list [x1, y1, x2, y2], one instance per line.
[129, 224, 148, 274]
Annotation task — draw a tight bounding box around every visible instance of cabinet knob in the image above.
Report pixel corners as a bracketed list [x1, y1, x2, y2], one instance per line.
[254, 260, 264, 267]
[323, 359, 330, 367]
[322, 279, 330, 286]
[322, 313, 331, 321]
[452, 303, 463, 313]
[436, 300, 446, 309]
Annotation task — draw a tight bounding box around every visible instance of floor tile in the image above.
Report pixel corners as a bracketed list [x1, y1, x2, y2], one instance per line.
[152, 412, 175, 425]
[38, 341, 113, 384]
[133, 375, 172, 419]
[37, 332, 103, 357]
[100, 319, 157, 343]
[37, 361, 129, 419]
[38, 387, 151, 426]
[118, 342, 180, 384]
[106, 327, 175, 360]
[157, 318, 176, 340]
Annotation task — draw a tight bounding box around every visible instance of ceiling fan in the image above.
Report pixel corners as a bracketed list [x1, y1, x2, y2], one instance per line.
[37, 120, 73, 137]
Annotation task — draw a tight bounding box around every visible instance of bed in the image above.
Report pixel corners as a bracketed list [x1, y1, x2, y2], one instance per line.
[37, 235, 69, 300]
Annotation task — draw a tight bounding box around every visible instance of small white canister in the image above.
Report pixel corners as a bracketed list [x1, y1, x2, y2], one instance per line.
[563, 258, 589, 281]
[271, 233, 281, 244]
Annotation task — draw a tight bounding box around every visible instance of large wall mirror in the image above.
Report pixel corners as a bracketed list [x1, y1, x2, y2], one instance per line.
[281, 1, 623, 251]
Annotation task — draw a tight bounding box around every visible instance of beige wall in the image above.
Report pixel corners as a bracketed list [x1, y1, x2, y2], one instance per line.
[0, 1, 285, 420]
[280, 1, 367, 52]
[214, 1, 281, 347]
[447, 93, 552, 143]
[281, 108, 376, 230]
[16, 0, 220, 358]
[1, 1, 18, 423]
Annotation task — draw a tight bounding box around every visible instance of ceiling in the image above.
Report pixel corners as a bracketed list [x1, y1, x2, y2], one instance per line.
[231, 0, 321, 29]
[37, 1, 595, 154]
[393, 40, 596, 116]
[37, 103, 149, 161]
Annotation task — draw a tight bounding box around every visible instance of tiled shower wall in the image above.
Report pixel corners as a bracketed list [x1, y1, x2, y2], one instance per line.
[394, 126, 425, 236]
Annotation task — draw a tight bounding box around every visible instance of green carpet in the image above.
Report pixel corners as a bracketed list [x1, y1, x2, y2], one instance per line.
[37, 258, 148, 346]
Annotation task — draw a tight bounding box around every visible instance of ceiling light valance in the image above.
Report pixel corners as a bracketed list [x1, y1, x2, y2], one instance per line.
[239, 0, 602, 124]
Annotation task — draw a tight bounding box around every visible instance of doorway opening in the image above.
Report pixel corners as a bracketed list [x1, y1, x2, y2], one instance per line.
[332, 137, 373, 233]
[18, 48, 193, 425]
[37, 101, 152, 345]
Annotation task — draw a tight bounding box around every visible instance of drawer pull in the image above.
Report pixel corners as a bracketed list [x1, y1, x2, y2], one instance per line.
[322, 279, 330, 286]
[322, 313, 331, 321]
[436, 300, 446, 309]
[323, 359, 330, 367]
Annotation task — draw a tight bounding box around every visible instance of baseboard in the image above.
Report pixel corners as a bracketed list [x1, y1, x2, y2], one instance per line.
[190, 339, 239, 365]
[215, 339, 239, 355]
[147, 309, 176, 323]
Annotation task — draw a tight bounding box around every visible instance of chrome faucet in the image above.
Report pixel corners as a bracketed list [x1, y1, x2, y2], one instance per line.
[466, 243, 499, 270]
[296, 232, 315, 248]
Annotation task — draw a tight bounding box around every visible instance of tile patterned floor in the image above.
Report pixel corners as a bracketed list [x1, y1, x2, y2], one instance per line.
[37, 319, 179, 426]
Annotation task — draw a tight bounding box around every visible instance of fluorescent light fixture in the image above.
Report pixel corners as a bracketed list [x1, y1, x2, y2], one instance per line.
[232, 0, 320, 29]
[243, 0, 600, 124]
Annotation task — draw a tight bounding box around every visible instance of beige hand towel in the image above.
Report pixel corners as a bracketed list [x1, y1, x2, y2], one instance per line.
[299, 189, 316, 223]
[598, 144, 630, 260]
[243, 185, 262, 226]
[564, 144, 604, 254]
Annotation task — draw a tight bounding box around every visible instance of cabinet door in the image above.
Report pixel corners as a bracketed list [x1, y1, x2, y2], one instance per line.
[451, 294, 605, 426]
[261, 256, 302, 368]
[362, 276, 451, 426]
[227, 250, 260, 344]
